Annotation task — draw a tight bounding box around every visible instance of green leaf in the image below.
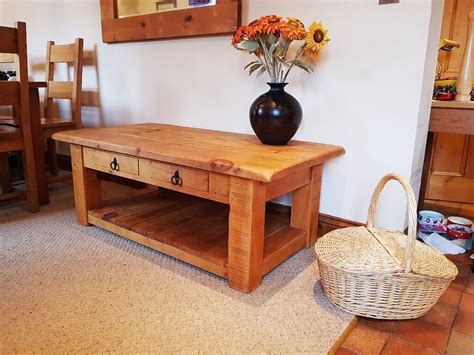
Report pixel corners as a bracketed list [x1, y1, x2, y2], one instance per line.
[276, 57, 290, 67]
[291, 60, 314, 73]
[244, 61, 260, 70]
[239, 40, 260, 53]
[256, 66, 267, 77]
[248, 63, 262, 76]
[269, 43, 279, 56]
[275, 37, 288, 57]
[267, 34, 277, 45]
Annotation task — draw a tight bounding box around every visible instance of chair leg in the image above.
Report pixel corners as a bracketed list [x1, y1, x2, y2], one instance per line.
[47, 138, 58, 176]
[0, 152, 13, 194]
[21, 149, 39, 213]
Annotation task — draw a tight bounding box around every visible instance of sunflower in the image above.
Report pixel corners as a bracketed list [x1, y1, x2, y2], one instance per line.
[259, 15, 283, 35]
[232, 26, 246, 47]
[244, 19, 264, 39]
[280, 17, 306, 41]
[305, 22, 329, 58]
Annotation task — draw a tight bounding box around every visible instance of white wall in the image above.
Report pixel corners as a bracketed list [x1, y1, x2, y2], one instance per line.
[0, 0, 442, 230]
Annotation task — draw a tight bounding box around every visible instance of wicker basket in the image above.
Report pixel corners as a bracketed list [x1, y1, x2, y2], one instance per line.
[314, 173, 458, 320]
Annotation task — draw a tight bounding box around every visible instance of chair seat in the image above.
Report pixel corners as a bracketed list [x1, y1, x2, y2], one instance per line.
[41, 117, 77, 129]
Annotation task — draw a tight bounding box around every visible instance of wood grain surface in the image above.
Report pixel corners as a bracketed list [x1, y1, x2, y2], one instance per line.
[53, 123, 345, 182]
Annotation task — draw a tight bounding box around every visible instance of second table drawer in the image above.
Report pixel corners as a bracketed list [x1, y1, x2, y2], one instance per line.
[83, 147, 139, 176]
[140, 159, 209, 192]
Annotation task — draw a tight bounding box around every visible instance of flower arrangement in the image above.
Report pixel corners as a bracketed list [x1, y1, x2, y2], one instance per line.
[232, 15, 329, 83]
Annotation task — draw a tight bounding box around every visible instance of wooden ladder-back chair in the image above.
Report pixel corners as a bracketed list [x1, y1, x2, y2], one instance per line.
[42, 38, 83, 175]
[0, 22, 39, 212]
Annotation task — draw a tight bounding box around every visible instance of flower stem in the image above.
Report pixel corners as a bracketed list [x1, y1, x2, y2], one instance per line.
[259, 37, 276, 82]
[283, 44, 306, 82]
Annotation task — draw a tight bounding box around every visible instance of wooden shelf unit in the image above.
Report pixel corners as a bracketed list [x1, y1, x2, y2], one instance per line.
[88, 189, 307, 278]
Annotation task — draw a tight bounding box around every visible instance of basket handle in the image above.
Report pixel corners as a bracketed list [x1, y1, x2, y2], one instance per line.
[366, 173, 417, 274]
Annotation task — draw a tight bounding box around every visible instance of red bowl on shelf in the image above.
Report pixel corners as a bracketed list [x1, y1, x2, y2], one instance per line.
[436, 92, 455, 101]
[447, 224, 472, 239]
[447, 216, 472, 229]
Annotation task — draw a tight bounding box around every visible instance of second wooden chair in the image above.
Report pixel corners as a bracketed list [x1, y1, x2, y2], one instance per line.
[42, 38, 83, 175]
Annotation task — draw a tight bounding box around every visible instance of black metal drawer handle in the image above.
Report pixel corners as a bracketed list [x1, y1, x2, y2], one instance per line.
[110, 157, 120, 171]
[171, 170, 182, 186]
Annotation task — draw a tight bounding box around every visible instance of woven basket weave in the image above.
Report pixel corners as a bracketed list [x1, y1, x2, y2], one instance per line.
[314, 173, 458, 320]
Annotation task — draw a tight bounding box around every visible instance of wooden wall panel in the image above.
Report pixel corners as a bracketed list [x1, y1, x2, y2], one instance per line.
[438, 0, 474, 79]
[432, 133, 469, 174]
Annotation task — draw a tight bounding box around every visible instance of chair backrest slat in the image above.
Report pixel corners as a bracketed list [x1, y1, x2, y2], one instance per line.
[47, 81, 73, 99]
[49, 43, 76, 63]
[0, 53, 15, 63]
[0, 26, 19, 54]
[0, 81, 20, 105]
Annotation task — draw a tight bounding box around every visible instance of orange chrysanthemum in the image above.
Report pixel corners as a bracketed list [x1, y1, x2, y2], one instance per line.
[280, 17, 306, 41]
[231, 26, 246, 46]
[244, 19, 264, 39]
[259, 15, 283, 35]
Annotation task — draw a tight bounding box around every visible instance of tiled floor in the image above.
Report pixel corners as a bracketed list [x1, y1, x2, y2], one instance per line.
[337, 263, 474, 355]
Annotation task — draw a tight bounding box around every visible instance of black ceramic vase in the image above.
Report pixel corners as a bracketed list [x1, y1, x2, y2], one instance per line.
[249, 83, 302, 145]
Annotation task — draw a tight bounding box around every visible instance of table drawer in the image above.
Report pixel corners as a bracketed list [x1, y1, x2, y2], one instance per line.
[140, 159, 209, 192]
[83, 147, 139, 176]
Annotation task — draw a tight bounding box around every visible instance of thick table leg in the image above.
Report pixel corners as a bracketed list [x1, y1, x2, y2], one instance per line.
[291, 165, 323, 247]
[228, 177, 266, 293]
[70, 144, 101, 225]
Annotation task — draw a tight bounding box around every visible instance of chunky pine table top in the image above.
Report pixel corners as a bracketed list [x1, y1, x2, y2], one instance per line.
[53, 123, 345, 182]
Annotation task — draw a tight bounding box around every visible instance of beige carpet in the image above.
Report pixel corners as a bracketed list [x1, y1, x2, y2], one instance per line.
[0, 183, 354, 354]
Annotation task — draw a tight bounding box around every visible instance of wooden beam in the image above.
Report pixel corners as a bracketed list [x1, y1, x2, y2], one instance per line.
[70, 144, 102, 225]
[228, 177, 266, 293]
[290, 165, 323, 247]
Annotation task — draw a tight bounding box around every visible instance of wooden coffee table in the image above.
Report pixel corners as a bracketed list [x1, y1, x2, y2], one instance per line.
[53, 123, 344, 292]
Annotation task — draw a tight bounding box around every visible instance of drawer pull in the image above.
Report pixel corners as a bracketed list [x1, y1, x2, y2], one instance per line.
[110, 157, 120, 171]
[171, 170, 182, 186]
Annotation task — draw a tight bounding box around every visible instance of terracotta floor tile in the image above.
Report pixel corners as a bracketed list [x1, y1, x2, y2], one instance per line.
[439, 283, 464, 306]
[420, 302, 457, 328]
[456, 264, 471, 281]
[357, 317, 399, 333]
[454, 309, 474, 337]
[395, 318, 450, 353]
[343, 323, 390, 355]
[459, 292, 474, 312]
[467, 279, 474, 296]
[338, 264, 472, 354]
[381, 336, 439, 355]
[335, 346, 359, 355]
[445, 330, 474, 355]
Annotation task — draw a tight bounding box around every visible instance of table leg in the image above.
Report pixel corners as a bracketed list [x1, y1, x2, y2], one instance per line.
[70, 144, 102, 225]
[291, 165, 323, 247]
[228, 177, 266, 293]
[418, 131, 435, 211]
[29, 87, 49, 205]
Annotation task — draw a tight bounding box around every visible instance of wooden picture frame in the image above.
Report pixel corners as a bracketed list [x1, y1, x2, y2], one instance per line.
[99, 0, 241, 43]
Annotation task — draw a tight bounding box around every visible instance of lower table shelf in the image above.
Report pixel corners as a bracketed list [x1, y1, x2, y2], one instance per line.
[88, 189, 307, 278]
